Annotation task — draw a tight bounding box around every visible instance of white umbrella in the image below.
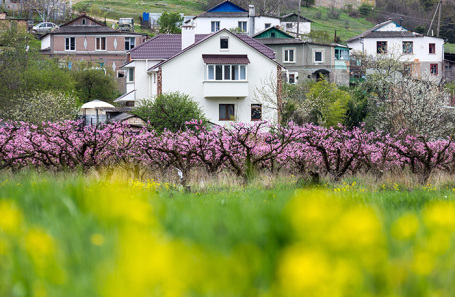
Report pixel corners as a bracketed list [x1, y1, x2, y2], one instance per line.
[81, 100, 115, 125]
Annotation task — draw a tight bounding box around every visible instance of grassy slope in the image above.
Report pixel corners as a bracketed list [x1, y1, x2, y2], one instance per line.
[72, 1, 455, 50]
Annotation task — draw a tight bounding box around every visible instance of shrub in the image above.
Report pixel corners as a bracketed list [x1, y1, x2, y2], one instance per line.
[133, 92, 207, 133]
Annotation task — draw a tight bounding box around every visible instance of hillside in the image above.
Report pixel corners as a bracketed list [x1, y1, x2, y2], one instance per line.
[72, 0, 455, 51]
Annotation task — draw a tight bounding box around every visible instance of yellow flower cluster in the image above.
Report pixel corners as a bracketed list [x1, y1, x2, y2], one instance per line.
[276, 190, 455, 296]
[0, 200, 65, 295]
[333, 181, 366, 192]
[129, 178, 171, 191]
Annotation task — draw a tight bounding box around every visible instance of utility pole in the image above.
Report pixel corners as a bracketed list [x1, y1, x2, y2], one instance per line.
[437, 0, 442, 37]
[427, 0, 441, 36]
[296, 0, 301, 39]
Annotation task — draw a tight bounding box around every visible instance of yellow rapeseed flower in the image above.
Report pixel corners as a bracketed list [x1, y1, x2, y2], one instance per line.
[0, 200, 23, 234]
[391, 213, 419, 241]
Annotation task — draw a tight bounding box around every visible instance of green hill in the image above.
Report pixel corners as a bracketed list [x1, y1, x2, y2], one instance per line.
[73, 1, 455, 51]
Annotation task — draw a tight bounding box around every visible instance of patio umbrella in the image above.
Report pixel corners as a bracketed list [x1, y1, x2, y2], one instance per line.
[80, 99, 115, 125]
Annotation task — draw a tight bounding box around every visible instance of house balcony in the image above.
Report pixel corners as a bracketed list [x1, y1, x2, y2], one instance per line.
[203, 81, 249, 98]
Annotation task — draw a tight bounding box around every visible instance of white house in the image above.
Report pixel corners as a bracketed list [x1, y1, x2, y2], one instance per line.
[117, 27, 284, 125]
[280, 13, 312, 37]
[346, 20, 444, 79]
[186, 1, 281, 37]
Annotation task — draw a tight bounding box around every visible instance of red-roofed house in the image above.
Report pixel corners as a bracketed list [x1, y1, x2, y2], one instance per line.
[117, 26, 284, 124]
[40, 13, 148, 73]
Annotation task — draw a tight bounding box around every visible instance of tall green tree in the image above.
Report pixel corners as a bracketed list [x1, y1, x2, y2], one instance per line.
[158, 12, 183, 34]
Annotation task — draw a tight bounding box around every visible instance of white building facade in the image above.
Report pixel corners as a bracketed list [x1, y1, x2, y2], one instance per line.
[346, 20, 444, 79]
[187, 1, 280, 36]
[119, 28, 283, 125]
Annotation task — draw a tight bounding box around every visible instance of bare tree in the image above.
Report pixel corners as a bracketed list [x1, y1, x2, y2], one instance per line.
[23, 0, 66, 22]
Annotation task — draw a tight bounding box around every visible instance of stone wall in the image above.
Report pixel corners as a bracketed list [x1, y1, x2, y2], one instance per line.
[315, 0, 375, 9]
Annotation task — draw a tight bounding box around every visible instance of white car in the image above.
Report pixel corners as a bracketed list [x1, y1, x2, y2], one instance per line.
[32, 22, 58, 34]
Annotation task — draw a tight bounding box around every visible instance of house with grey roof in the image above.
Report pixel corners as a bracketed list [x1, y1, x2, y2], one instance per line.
[254, 27, 350, 86]
[118, 25, 285, 125]
[40, 13, 148, 74]
[346, 20, 444, 80]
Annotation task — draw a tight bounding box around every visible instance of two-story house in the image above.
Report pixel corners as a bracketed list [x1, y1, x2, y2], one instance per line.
[254, 26, 350, 86]
[39, 13, 147, 74]
[117, 26, 284, 125]
[346, 20, 444, 79]
[185, 1, 281, 36]
[280, 13, 312, 37]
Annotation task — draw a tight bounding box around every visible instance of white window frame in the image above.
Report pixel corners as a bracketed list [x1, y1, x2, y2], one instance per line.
[96, 37, 106, 51]
[287, 71, 298, 84]
[283, 48, 296, 63]
[238, 21, 247, 33]
[220, 37, 229, 50]
[207, 64, 247, 81]
[313, 49, 324, 64]
[211, 21, 220, 32]
[335, 48, 349, 61]
[127, 67, 134, 82]
[125, 37, 135, 51]
[65, 37, 76, 51]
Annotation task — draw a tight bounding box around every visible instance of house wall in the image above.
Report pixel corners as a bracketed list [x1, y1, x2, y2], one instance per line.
[193, 16, 280, 35]
[48, 34, 143, 72]
[348, 36, 444, 78]
[281, 22, 311, 35]
[158, 32, 279, 124]
[265, 43, 349, 86]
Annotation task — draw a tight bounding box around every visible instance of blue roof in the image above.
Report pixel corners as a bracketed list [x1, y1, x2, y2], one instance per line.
[207, 1, 247, 12]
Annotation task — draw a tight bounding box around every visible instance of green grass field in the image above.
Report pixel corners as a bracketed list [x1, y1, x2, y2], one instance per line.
[2, 173, 455, 296]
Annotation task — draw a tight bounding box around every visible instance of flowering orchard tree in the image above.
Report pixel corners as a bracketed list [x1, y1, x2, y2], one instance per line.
[1, 120, 455, 184]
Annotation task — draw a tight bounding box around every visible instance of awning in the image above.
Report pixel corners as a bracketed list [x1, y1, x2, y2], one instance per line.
[80, 99, 115, 109]
[202, 54, 250, 64]
[114, 90, 136, 103]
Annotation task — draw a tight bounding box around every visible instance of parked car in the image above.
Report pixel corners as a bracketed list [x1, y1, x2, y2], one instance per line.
[117, 18, 134, 32]
[32, 22, 58, 34]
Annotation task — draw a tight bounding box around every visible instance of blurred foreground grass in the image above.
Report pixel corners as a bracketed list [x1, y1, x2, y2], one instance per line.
[1, 174, 455, 296]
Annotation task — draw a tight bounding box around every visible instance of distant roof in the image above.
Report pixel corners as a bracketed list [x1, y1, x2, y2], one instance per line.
[114, 90, 135, 102]
[345, 20, 421, 43]
[60, 13, 105, 27]
[280, 13, 313, 23]
[207, 1, 247, 12]
[252, 26, 295, 39]
[108, 112, 143, 123]
[256, 38, 304, 45]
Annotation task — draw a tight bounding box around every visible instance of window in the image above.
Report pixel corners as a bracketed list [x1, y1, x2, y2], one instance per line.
[125, 37, 135, 50]
[288, 72, 297, 84]
[429, 43, 436, 54]
[314, 50, 323, 63]
[96, 37, 106, 51]
[65, 37, 75, 51]
[127, 68, 134, 82]
[207, 64, 247, 81]
[335, 49, 349, 60]
[219, 104, 235, 121]
[238, 21, 247, 32]
[125, 101, 135, 107]
[220, 37, 229, 49]
[286, 23, 292, 29]
[265, 23, 271, 29]
[402, 41, 413, 54]
[82, 19, 87, 25]
[430, 64, 438, 75]
[283, 48, 295, 63]
[117, 70, 125, 78]
[98, 62, 105, 68]
[377, 41, 387, 54]
[271, 32, 276, 38]
[211, 21, 220, 32]
[251, 104, 262, 121]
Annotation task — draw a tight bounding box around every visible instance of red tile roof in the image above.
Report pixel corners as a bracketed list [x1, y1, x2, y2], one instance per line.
[129, 29, 277, 72]
[202, 54, 250, 64]
[130, 34, 209, 60]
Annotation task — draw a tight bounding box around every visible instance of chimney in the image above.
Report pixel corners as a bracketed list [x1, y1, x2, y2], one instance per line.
[181, 24, 195, 50]
[248, 5, 255, 36]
